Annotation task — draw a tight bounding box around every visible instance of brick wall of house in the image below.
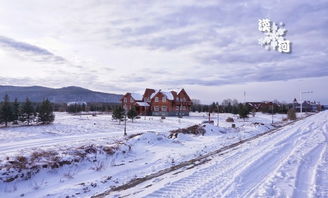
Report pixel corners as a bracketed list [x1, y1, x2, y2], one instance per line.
[151, 92, 173, 113]
[121, 88, 192, 116]
[121, 93, 136, 111]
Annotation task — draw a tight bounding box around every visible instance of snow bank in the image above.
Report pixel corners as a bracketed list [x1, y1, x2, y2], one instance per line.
[0, 112, 296, 197]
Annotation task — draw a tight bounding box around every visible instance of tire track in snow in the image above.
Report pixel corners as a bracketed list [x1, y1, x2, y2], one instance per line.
[144, 142, 283, 198]
[314, 123, 328, 198]
[140, 114, 322, 198]
[292, 143, 325, 198]
[248, 119, 328, 198]
[220, 121, 324, 198]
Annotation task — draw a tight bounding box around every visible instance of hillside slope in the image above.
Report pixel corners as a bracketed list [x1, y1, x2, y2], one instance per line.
[0, 85, 122, 103]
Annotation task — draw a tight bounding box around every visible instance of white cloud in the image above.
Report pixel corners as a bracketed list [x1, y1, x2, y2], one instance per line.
[0, 0, 327, 103]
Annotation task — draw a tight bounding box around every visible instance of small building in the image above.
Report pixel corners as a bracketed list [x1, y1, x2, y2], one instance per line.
[292, 98, 321, 112]
[121, 88, 192, 116]
[120, 92, 150, 115]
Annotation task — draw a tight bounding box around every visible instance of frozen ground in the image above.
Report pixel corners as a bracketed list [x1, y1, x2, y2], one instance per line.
[0, 111, 310, 197]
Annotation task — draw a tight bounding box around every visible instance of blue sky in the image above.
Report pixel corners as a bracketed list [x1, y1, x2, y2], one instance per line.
[0, 0, 327, 104]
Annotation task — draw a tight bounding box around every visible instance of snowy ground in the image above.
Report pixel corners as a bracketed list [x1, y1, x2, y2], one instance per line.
[0, 112, 287, 156]
[118, 111, 328, 198]
[0, 111, 311, 197]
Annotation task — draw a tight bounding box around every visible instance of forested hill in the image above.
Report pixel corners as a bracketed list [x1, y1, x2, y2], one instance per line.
[0, 85, 122, 103]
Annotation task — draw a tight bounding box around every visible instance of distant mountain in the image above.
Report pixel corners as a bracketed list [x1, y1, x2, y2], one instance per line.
[0, 85, 122, 103]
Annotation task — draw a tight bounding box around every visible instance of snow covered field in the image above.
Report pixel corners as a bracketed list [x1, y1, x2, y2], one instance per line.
[0, 112, 286, 156]
[118, 111, 328, 198]
[0, 111, 314, 197]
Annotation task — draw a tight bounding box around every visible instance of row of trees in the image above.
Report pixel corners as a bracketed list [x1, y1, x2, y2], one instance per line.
[112, 106, 138, 124]
[65, 103, 120, 113]
[192, 99, 295, 118]
[192, 100, 250, 119]
[0, 95, 55, 127]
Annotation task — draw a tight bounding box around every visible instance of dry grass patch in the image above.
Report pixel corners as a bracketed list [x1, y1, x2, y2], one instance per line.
[170, 125, 206, 137]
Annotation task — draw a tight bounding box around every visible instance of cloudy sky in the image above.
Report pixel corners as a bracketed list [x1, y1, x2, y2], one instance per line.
[0, 0, 327, 104]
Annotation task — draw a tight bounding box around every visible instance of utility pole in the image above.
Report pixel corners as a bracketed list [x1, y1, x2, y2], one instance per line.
[271, 102, 274, 124]
[244, 91, 246, 104]
[299, 90, 302, 113]
[124, 110, 127, 136]
[217, 104, 220, 127]
[299, 90, 313, 113]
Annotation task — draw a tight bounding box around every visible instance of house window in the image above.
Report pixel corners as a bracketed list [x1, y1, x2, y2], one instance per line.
[124, 98, 127, 103]
[182, 106, 186, 110]
[130, 98, 134, 103]
[155, 97, 159, 102]
[154, 106, 159, 111]
[162, 96, 166, 102]
[176, 106, 179, 111]
[162, 106, 167, 112]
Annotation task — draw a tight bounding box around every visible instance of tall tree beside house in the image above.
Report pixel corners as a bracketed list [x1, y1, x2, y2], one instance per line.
[209, 102, 218, 113]
[38, 99, 55, 124]
[12, 98, 20, 124]
[112, 106, 125, 125]
[127, 107, 138, 122]
[0, 94, 13, 127]
[21, 97, 34, 125]
[238, 103, 250, 120]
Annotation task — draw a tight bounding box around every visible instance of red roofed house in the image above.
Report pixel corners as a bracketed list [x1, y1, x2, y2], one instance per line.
[121, 88, 192, 116]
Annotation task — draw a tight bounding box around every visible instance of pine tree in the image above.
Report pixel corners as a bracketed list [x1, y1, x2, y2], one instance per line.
[112, 106, 125, 124]
[210, 102, 217, 113]
[0, 94, 13, 127]
[21, 98, 34, 125]
[127, 107, 138, 122]
[12, 98, 20, 124]
[38, 99, 55, 124]
[238, 103, 250, 120]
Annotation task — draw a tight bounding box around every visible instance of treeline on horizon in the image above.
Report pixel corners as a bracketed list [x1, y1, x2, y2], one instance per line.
[0, 94, 121, 115]
[64, 99, 292, 115]
[191, 99, 292, 114]
[1, 94, 323, 121]
[64, 103, 121, 113]
[0, 94, 55, 127]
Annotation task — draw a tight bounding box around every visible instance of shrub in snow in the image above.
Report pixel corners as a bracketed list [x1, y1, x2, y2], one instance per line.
[226, 117, 234, 122]
[103, 146, 116, 155]
[0, 141, 133, 183]
[112, 106, 125, 124]
[127, 107, 138, 122]
[287, 108, 297, 120]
